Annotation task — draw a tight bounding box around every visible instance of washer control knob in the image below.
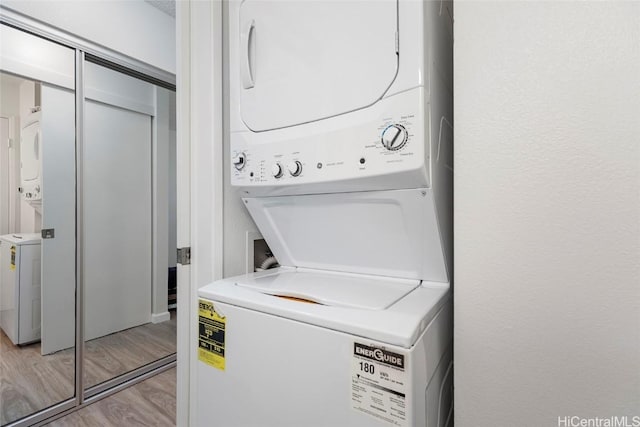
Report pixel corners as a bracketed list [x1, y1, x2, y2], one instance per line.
[232, 152, 247, 170]
[271, 163, 283, 178]
[287, 161, 302, 177]
[381, 124, 408, 151]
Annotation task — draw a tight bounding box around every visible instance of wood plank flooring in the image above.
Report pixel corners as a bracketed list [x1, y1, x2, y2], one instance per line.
[0, 312, 176, 425]
[46, 368, 175, 427]
[0, 327, 75, 425]
[84, 313, 176, 389]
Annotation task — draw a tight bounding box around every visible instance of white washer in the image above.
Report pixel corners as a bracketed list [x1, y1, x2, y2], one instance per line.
[0, 233, 42, 345]
[197, 188, 453, 427]
[197, 0, 453, 426]
[198, 268, 452, 427]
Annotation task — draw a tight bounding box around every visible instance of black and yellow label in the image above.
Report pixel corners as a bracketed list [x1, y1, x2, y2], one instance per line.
[10, 246, 16, 271]
[198, 299, 226, 371]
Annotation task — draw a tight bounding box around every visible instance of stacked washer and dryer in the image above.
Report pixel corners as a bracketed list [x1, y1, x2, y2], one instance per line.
[19, 109, 43, 210]
[197, 1, 453, 426]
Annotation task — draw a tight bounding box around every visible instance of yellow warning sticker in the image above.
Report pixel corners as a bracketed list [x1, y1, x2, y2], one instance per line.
[198, 299, 226, 371]
[10, 246, 16, 271]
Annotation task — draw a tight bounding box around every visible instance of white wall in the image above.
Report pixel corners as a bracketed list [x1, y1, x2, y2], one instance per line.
[0, 76, 20, 235]
[0, 76, 19, 116]
[454, 2, 640, 425]
[1, 0, 175, 74]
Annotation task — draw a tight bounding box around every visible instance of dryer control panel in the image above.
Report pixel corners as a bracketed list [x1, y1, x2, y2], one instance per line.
[230, 89, 430, 196]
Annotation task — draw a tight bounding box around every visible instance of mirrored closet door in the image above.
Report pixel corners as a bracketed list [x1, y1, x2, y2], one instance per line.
[0, 20, 177, 426]
[82, 59, 177, 392]
[0, 24, 76, 425]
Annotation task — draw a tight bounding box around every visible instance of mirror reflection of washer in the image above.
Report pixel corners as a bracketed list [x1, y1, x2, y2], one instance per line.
[0, 233, 42, 346]
[197, 0, 454, 426]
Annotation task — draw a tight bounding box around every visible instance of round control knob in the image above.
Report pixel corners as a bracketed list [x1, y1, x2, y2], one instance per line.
[381, 124, 408, 151]
[232, 152, 246, 170]
[271, 163, 283, 178]
[287, 161, 302, 177]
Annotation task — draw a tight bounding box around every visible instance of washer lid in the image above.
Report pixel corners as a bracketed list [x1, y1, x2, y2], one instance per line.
[199, 268, 450, 348]
[0, 233, 42, 245]
[238, 0, 398, 132]
[244, 188, 450, 283]
[235, 268, 420, 310]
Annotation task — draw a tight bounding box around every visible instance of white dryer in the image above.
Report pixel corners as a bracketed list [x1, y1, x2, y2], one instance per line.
[0, 233, 42, 345]
[197, 0, 453, 426]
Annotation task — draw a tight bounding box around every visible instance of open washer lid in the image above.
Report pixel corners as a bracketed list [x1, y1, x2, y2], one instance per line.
[235, 268, 420, 310]
[244, 188, 450, 283]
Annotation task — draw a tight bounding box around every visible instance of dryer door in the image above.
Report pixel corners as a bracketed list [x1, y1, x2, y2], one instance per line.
[239, 0, 398, 132]
[20, 120, 41, 184]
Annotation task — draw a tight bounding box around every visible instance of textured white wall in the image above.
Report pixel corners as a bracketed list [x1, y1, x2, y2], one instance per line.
[0, 78, 20, 235]
[2, 0, 175, 74]
[0, 77, 19, 117]
[454, 2, 640, 425]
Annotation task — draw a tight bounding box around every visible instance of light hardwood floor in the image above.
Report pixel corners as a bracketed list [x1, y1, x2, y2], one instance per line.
[0, 312, 176, 425]
[46, 368, 176, 427]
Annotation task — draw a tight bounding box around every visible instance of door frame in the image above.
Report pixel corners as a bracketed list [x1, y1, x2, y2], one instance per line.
[0, 116, 10, 235]
[176, 1, 225, 425]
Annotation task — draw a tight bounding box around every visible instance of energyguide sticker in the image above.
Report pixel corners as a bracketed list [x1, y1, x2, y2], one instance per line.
[351, 342, 408, 426]
[198, 299, 226, 371]
[9, 246, 16, 271]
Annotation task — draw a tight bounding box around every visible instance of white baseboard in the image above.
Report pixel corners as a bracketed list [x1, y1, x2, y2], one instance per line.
[151, 311, 171, 324]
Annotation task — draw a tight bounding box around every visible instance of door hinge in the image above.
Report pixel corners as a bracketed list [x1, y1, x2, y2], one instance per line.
[177, 247, 191, 265]
[41, 228, 55, 239]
